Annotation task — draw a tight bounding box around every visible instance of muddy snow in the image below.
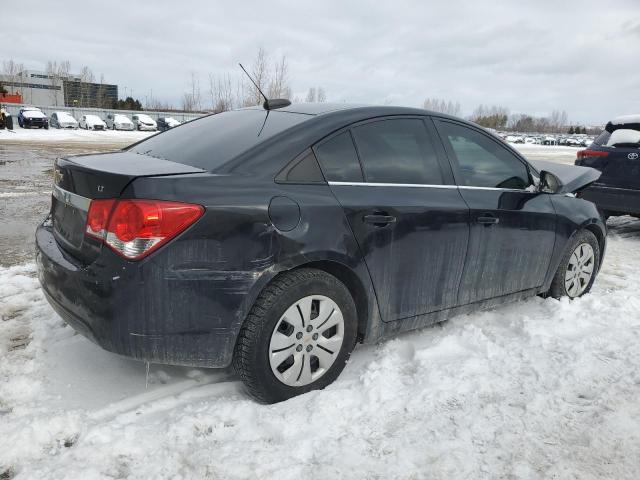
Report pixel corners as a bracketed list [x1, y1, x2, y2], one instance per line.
[1, 141, 639, 479]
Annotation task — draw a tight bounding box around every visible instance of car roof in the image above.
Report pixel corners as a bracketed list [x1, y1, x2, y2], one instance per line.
[610, 114, 640, 125]
[244, 102, 442, 118]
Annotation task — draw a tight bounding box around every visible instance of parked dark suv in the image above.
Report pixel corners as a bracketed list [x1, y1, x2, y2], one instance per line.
[576, 115, 640, 217]
[36, 104, 605, 403]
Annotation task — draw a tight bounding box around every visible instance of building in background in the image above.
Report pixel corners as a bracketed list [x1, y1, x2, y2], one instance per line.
[0, 70, 118, 108]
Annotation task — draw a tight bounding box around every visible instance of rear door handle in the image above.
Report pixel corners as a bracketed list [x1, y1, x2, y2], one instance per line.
[477, 215, 499, 225]
[363, 214, 397, 225]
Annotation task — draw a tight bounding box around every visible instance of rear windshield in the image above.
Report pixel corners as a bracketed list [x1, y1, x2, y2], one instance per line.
[129, 109, 310, 170]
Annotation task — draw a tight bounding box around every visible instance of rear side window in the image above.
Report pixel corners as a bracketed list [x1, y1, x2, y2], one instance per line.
[437, 120, 531, 189]
[351, 119, 443, 184]
[314, 131, 364, 182]
[129, 109, 309, 170]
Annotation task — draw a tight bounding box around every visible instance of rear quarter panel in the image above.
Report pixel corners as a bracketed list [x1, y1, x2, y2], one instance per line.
[123, 174, 381, 362]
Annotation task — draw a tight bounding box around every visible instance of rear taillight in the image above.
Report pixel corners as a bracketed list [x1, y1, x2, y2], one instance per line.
[85, 199, 204, 260]
[577, 149, 609, 161]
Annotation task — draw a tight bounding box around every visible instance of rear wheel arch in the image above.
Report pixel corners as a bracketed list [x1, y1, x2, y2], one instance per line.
[240, 259, 371, 344]
[297, 260, 369, 342]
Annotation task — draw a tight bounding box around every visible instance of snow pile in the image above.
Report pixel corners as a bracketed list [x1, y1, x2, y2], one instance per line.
[1, 219, 640, 479]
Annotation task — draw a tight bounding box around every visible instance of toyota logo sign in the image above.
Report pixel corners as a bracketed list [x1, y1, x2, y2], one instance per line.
[629, 153, 639, 160]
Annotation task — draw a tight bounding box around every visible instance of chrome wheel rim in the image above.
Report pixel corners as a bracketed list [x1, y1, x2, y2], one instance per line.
[268, 295, 344, 387]
[564, 243, 595, 298]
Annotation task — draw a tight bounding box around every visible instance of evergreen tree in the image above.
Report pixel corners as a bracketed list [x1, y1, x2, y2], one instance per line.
[568, 126, 575, 134]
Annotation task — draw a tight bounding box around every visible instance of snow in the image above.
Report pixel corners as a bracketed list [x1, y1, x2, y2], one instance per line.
[611, 114, 640, 125]
[606, 129, 640, 147]
[0, 127, 155, 144]
[2, 216, 640, 479]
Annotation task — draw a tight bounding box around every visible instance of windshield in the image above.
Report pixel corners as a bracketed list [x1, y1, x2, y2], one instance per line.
[138, 114, 153, 122]
[57, 113, 75, 121]
[115, 115, 130, 122]
[86, 115, 101, 122]
[129, 109, 310, 170]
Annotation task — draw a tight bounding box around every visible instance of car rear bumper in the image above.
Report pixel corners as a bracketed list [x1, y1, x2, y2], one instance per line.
[35, 221, 239, 368]
[580, 185, 640, 215]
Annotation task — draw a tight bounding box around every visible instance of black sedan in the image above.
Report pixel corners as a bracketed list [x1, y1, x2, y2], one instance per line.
[576, 115, 640, 217]
[36, 103, 605, 403]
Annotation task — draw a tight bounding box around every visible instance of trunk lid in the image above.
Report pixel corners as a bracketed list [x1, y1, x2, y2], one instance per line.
[51, 151, 204, 262]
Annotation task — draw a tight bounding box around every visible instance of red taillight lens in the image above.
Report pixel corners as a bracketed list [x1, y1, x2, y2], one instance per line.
[577, 149, 609, 160]
[85, 199, 204, 260]
[86, 199, 116, 239]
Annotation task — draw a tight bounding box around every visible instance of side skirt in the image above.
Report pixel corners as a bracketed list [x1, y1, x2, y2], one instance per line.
[366, 287, 541, 342]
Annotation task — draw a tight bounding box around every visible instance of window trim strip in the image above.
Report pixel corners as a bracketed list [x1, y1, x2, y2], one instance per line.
[327, 181, 534, 193]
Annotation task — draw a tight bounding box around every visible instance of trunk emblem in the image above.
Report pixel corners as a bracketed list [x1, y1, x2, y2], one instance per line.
[97, 185, 104, 192]
[628, 153, 639, 160]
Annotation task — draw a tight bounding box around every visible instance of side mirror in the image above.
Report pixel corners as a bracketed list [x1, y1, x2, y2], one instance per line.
[539, 170, 563, 194]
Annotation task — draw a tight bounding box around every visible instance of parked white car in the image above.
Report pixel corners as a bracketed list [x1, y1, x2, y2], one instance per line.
[105, 113, 135, 131]
[79, 115, 107, 131]
[132, 113, 157, 131]
[50, 112, 79, 129]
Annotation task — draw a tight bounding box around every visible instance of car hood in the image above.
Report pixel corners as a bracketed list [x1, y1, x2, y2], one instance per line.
[86, 118, 105, 125]
[530, 160, 601, 194]
[23, 111, 46, 119]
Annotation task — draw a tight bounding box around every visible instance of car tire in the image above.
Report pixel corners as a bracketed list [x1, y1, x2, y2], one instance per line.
[233, 268, 358, 404]
[548, 229, 600, 299]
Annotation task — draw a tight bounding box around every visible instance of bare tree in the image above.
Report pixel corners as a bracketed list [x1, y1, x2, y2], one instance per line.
[242, 48, 269, 106]
[202, 48, 293, 112]
[549, 110, 569, 133]
[267, 55, 290, 99]
[181, 92, 196, 112]
[2, 59, 25, 95]
[471, 104, 509, 129]
[423, 98, 461, 116]
[45, 60, 71, 106]
[78, 66, 95, 107]
[208, 73, 235, 112]
[305, 87, 317, 103]
[182, 72, 202, 112]
[317, 87, 327, 103]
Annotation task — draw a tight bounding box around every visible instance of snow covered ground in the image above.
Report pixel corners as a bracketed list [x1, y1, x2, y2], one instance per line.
[0, 127, 155, 145]
[1, 140, 638, 479]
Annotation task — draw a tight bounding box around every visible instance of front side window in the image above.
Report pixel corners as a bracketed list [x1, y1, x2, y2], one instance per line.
[437, 121, 531, 189]
[351, 118, 443, 185]
[314, 131, 364, 182]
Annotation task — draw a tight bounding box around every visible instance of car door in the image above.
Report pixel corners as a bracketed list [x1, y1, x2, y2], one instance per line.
[314, 117, 470, 322]
[433, 118, 557, 304]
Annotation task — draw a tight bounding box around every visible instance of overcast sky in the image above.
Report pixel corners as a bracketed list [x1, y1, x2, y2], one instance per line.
[4, 0, 639, 124]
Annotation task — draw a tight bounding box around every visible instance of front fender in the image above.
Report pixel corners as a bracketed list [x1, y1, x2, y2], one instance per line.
[542, 195, 606, 291]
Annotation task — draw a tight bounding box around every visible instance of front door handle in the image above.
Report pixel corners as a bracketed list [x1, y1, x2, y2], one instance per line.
[363, 214, 397, 226]
[477, 215, 499, 225]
